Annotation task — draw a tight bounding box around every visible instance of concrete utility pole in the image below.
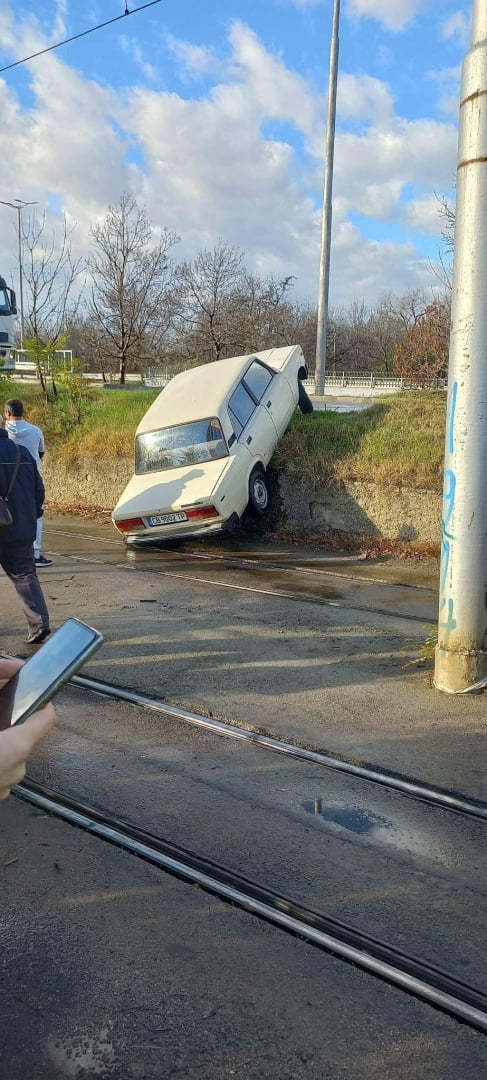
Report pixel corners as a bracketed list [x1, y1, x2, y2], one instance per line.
[315, 0, 340, 396]
[434, 0, 487, 693]
[0, 198, 37, 350]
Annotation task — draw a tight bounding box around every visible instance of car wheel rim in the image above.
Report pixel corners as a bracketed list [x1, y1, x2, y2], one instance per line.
[253, 479, 268, 509]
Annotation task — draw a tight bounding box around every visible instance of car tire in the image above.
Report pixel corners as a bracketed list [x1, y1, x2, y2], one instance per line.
[298, 381, 314, 414]
[248, 468, 270, 516]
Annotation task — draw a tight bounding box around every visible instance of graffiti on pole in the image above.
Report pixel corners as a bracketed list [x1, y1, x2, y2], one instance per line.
[439, 381, 458, 634]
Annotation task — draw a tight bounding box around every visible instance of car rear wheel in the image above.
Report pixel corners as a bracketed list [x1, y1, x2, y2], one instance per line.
[298, 381, 313, 414]
[248, 468, 270, 516]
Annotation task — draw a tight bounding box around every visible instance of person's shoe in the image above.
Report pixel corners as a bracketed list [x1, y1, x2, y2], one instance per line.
[35, 554, 53, 566]
[25, 626, 51, 646]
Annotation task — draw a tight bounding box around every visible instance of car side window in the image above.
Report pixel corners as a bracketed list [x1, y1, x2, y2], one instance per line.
[228, 382, 257, 436]
[243, 361, 273, 402]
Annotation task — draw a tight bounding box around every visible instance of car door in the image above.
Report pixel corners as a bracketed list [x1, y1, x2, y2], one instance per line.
[227, 379, 277, 466]
[243, 360, 296, 437]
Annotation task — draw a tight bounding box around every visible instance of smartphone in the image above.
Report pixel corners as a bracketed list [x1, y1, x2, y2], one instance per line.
[0, 619, 103, 729]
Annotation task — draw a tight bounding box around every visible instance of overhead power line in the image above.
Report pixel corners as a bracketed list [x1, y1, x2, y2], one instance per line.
[0, 0, 162, 75]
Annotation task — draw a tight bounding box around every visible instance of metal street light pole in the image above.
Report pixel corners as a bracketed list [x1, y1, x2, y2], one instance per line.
[315, 0, 340, 396]
[434, 0, 487, 693]
[0, 197, 37, 349]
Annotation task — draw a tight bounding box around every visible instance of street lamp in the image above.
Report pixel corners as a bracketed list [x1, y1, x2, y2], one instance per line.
[315, 0, 340, 396]
[0, 197, 38, 349]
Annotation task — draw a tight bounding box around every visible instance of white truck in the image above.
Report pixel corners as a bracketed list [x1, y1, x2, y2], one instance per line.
[0, 275, 17, 367]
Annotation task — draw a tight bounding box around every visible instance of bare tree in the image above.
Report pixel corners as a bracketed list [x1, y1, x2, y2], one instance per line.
[393, 298, 450, 383]
[22, 210, 84, 343]
[20, 210, 84, 394]
[88, 193, 179, 384]
[173, 241, 247, 362]
[430, 192, 455, 292]
[367, 290, 428, 374]
[171, 240, 295, 363]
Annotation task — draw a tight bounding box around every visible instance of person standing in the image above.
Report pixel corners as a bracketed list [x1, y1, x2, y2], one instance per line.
[4, 398, 52, 567]
[0, 421, 51, 645]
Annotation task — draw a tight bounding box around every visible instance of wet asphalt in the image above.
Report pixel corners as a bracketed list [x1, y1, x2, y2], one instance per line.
[1, 514, 486, 1078]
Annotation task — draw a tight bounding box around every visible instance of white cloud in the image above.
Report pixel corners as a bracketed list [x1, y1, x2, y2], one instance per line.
[120, 36, 159, 83]
[345, 0, 429, 32]
[440, 11, 470, 48]
[334, 118, 457, 221]
[228, 22, 318, 138]
[165, 35, 219, 80]
[402, 193, 443, 234]
[428, 64, 461, 118]
[338, 73, 394, 125]
[332, 221, 432, 301]
[52, 0, 67, 43]
[0, 9, 458, 310]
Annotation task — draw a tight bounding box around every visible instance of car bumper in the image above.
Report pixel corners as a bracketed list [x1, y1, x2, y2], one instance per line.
[121, 513, 239, 545]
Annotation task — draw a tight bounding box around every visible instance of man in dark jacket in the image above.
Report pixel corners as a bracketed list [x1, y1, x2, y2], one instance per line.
[0, 425, 50, 644]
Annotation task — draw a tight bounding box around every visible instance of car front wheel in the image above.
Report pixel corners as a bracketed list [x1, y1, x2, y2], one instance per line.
[248, 468, 270, 516]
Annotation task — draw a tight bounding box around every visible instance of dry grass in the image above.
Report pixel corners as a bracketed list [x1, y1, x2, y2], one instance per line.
[0, 379, 447, 491]
[275, 392, 446, 491]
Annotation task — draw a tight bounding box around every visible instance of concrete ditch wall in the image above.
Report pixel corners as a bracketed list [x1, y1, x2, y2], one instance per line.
[43, 456, 441, 543]
[277, 473, 441, 543]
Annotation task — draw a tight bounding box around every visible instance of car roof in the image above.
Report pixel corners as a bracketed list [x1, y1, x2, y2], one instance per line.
[136, 345, 303, 434]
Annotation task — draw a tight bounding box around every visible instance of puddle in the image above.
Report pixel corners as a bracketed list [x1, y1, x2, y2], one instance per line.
[207, 565, 344, 600]
[302, 799, 461, 869]
[303, 801, 391, 834]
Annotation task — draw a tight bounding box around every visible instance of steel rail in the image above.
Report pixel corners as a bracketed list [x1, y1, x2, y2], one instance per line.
[42, 546, 432, 625]
[71, 672, 487, 823]
[14, 777, 487, 1035]
[45, 527, 437, 593]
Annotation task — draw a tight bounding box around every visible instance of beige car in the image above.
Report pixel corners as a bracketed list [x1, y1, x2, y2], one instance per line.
[112, 344, 311, 544]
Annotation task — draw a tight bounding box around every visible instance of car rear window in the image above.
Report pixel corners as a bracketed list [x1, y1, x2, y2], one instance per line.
[228, 383, 256, 436]
[135, 418, 227, 473]
[243, 361, 273, 402]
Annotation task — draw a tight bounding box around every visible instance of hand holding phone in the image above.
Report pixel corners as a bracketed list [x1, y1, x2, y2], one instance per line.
[0, 696, 54, 801]
[0, 619, 104, 730]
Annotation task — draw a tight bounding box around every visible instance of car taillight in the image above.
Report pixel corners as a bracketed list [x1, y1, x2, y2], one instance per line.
[114, 517, 144, 532]
[185, 505, 219, 520]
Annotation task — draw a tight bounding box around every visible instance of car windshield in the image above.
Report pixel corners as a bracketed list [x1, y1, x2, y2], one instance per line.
[136, 417, 228, 474]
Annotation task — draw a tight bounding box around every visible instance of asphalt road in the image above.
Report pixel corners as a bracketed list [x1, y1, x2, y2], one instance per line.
[1, 515, 486, 1078]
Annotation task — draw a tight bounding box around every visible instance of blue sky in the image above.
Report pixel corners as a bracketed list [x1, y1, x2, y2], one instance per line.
[0, 1, 470, 309]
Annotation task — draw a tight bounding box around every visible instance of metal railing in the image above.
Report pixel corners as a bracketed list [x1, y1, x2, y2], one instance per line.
[303, 373, 446, 391]
[1, 349, 73, 374]
[143, 368, 446, 393]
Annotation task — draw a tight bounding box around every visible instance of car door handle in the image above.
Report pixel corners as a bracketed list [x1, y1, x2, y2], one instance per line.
[266, 400, 272, 408]
[246, 435, 252, 445]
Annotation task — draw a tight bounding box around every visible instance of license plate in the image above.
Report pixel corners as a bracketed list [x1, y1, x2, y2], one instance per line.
[147, 512, 188, 526]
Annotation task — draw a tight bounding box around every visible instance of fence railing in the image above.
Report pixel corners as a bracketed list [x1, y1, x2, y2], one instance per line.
[302, 373, 446, 391]
[144, 369, 446, 392]
[1, 349, 73, 374]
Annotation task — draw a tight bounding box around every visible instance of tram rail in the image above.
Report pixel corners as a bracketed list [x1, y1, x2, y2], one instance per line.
[42, 532, 434, 625]
[66, 672, 487, 823]
[14, 776, 487, 1035]
[45, 527, 437, 593]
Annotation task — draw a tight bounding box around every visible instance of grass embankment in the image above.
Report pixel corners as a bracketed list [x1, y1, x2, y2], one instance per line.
[0, 380, 446, 491]
[0, 380, 157, 465]
[275, 392, 446, 491]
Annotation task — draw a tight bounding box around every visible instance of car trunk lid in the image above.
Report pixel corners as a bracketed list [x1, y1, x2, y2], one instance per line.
[113, 458, 230, 519]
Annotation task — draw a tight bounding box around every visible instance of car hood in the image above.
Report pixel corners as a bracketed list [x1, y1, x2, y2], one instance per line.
[113, 458, 230, 517]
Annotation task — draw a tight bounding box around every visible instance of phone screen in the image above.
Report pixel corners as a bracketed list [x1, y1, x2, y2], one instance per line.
[0, 619, 103, 729]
